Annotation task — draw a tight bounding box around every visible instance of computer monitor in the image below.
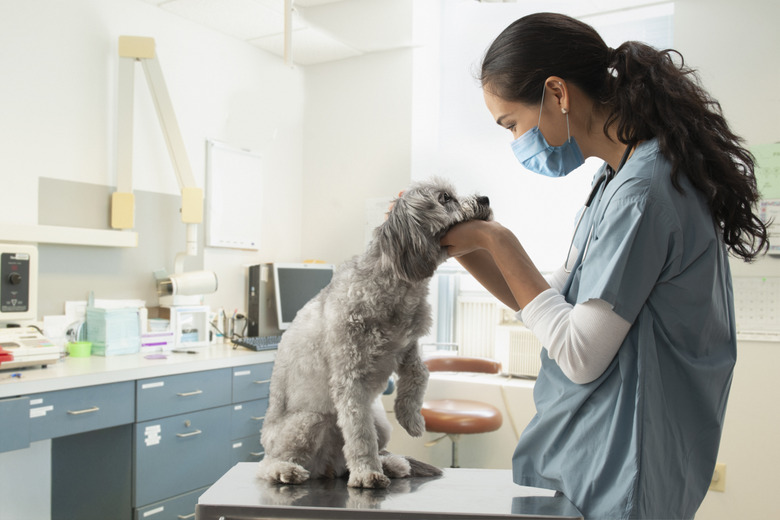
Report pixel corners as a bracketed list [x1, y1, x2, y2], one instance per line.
[272, 263, 334, 330]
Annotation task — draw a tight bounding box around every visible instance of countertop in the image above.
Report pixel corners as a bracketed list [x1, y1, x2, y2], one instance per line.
[0, 344, 275, 398]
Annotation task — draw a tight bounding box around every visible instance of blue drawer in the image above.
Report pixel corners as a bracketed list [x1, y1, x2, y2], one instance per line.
[0, 396, 30, 453]
[29, 382, 134, 442]
[230, 398, 267, 440]
[134, 405, 231, 507]
[232, 363, 273, 403]
[231, 435, 264, 466]
[134, 485, 207, 520]
[136, 368, 231, 422]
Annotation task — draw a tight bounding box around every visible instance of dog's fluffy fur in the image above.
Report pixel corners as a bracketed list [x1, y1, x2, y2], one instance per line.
[257, 179, 492, 489]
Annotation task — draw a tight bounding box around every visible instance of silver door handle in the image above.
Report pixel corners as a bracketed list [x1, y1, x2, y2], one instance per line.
[176, 429, 202, 438]
[250, 416, 265, 421]
[250, 451, 265, 457]
[253, 379, 271, 384]
[176, 390, 203, 397]
[177, 513, 195, 519]
[67, 406, 100, 415]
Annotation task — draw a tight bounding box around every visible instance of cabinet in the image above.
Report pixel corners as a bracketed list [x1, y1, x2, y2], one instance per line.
[0, 355, 273, 520]
[229, 364, 270, 465]
[133, 362, 273, 520]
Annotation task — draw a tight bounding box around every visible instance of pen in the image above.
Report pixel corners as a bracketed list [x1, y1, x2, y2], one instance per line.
[172, 350, 198, 354]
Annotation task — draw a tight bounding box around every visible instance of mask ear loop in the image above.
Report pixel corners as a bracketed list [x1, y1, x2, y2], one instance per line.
[539, 82, 572, 142]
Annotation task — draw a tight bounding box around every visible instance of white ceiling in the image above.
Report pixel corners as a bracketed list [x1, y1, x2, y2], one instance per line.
[140, 0, 667, 66]
[141, 0, 416, 66]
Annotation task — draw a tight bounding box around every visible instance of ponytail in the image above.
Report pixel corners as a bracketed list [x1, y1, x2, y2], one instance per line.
[604, 42, 768, 260]
[481, 13, 769, 261]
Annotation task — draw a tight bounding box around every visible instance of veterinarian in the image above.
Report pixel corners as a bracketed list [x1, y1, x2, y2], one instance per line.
[440, 12, 768, 520]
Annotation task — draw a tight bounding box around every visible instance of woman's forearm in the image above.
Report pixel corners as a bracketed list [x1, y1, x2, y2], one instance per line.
[483, 224, 550, 310]
[454, 249, 521, 311]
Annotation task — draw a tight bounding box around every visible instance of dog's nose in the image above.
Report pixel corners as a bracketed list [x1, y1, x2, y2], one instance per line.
[477, 196, 490, 206]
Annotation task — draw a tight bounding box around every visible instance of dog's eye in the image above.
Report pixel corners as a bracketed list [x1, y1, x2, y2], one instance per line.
[439, 193, 452, 204]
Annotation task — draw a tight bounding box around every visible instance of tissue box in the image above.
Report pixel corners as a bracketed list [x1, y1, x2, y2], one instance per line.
[86, 307, 141, 356]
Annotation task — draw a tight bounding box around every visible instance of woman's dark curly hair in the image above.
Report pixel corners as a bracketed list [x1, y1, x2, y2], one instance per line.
[481, 12, 769, 261]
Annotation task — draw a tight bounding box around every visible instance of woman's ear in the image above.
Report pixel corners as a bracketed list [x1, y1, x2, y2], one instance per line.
[545, 76, 569, 114]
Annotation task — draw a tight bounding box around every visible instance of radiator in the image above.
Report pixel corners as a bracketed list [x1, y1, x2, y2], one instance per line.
[454, 296, 501, 359]
[495, 324, 543, 378]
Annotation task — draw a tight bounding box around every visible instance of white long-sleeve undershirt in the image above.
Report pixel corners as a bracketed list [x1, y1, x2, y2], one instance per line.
[518, 286, 631, 385]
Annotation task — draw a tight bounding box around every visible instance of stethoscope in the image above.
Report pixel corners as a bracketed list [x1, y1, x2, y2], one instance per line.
[564, 144, 635, 273]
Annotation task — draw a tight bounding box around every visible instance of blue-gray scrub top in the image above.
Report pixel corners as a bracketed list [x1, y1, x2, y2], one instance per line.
[512, 139, 736, 519]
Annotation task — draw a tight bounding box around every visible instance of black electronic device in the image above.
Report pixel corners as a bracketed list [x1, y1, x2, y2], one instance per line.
[247, 263, 334, 337]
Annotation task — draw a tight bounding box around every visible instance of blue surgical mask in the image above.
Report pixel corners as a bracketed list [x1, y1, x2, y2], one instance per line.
[510, 87, 584, 177]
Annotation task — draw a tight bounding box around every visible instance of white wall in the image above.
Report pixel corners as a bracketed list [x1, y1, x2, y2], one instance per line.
[301, 49, 415, 265]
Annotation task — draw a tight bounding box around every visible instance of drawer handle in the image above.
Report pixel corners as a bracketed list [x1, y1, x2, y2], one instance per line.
[250, 416, 265, 421]
[176, 390, 203, 397]
[177, 514, 195, 519]
[67, 406, 100, 415]
[250, 451, 265, 457]
[253, 379, 271, 385]
[176, 429, 203, 438]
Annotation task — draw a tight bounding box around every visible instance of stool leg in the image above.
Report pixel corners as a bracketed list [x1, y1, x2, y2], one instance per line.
[449, 434, 461, 468]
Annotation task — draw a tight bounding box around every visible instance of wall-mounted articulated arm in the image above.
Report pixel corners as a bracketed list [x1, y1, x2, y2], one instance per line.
[112, 36, 203, 274]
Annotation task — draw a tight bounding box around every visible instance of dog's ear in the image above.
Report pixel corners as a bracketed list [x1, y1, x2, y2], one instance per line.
[377, 198, 443, 283]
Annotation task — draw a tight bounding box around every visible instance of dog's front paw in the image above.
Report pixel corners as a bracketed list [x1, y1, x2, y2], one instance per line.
[398, 411, 426, 437]
[348, 470, 391, 489]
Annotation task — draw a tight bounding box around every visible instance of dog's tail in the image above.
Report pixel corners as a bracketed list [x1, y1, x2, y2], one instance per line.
[404, 456, 443, 477]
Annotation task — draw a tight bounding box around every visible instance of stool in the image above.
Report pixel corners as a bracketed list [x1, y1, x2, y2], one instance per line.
[421, 356, 503, 468]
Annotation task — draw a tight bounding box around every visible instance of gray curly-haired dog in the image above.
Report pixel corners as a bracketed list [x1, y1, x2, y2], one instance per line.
[257, 179, 492, 489]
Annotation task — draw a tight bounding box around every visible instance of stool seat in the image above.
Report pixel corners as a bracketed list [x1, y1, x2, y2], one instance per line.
[421, 399, 503, 434]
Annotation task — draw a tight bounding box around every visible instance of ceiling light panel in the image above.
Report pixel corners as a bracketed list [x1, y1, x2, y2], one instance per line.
[249, 26, 362, 66]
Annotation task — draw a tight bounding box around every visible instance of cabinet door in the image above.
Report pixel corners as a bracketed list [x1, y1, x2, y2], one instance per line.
[230, 398, 267, 440]
[134, 406, 231, 507]
[29, 382, 134, 442]
[136, 368, 231, 422]
[232, 363, 273, 403]
[231, 435, 264, 466]
[0, 396, 29, 452]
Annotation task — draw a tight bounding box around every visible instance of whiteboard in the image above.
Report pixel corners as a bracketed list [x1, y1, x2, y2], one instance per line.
[205, 140, 262, 250]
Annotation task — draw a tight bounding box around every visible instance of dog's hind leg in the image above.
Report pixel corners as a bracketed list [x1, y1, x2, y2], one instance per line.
[257, 458, 311, 485]
[257, 411, 334, 484]
[379, 450, 412, 478]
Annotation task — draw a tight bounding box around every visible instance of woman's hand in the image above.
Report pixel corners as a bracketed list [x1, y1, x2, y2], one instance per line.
[440, 219, 504, 258]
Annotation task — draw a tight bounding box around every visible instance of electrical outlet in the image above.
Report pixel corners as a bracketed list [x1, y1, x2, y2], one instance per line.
[709, 463, 726, 492]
